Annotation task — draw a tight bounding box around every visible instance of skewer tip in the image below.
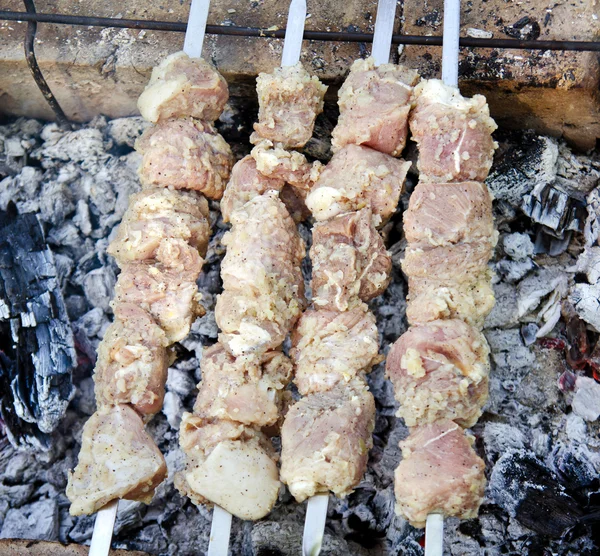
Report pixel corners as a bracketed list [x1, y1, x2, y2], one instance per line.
[89, 499, 119, 556]
[425, 513, 444, 556]
[207, 505, 233, 556]
[302, 493, 329, 556]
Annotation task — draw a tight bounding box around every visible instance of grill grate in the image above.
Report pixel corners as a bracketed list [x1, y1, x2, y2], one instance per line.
[2, 4, 600, 123]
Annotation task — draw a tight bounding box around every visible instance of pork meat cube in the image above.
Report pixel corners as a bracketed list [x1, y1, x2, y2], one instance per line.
[332, 57, 419, 156]
[406, 273, 495, 327]
[94, 304, 170, 418]
[251, 63, 327, 148]
[280, 382, 375, 502]
[113, 239, 204, 343]
[216, 191, 306, 356]
[404, 182, 496, 248]
[220, 155, 285, 222]
[136, 118, 234, 199]
[291, 306, 381, 395]
[395, 420, 486, 527]
[306, 145, 410, 226]
[402, 242, 493, 282]
[386, 319, 489, 427]
[108, 189, 210, 266]
[311, 208, 391, 311]
[137, 51, 228, 123]
[67, 405, 167, 515]
[176, 414, 280, 520]
[409, 80, 497, 183]
[193, 343, 292, 427]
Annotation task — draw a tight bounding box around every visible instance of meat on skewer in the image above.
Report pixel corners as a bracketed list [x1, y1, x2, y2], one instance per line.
[176, 61, 326, 521]
[387, 78, 497, 527]
[281, 55, 414, 508]
[67, 51, 233, 515]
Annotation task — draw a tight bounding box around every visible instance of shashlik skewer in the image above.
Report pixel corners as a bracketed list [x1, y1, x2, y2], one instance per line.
[386, 1, 497, 553]
[287, 2, 416, 553]
[67, 1, 233, 553]
[176, 2, 327, 554]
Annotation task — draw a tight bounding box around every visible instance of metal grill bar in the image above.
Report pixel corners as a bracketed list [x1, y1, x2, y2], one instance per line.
[2, 10, 600, 51]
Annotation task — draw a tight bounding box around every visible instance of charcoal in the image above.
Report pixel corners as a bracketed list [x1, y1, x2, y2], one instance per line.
[495, 258, 536, 283]
[106, 117, 150, 148]
[520, 323, 539, 346]
[524, 186, 586, 237]
[0, 483, 34, 507]
[569, 283, 600, 332]
[0, 207, 76, 448]
[489, 450, 584, 537]
[484, 282, 519, 329]
[81, 267, 116, 312]
[571, 377, 600, 422]
[486, 134, 558, 206]
[503, 232, 535, 260]
[0, 499, 59, 541]
[482, 422, 526, 463]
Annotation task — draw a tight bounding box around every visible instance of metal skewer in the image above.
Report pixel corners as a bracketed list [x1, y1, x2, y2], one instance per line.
[300, 0, 397, 553]
[206, 0, 306, 553]
[87, 1, 212, 555]
[423, 1, 461, 555]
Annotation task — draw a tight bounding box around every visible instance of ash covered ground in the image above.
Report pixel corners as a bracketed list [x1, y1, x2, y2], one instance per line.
[0, 106, 599, 555]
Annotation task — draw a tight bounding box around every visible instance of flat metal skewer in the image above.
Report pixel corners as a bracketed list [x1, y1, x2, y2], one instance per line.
[88, 1, 212, 555]
[89, 499, 118, 556]
[423, 0, 461, 553]
[301, 1, 397, 553]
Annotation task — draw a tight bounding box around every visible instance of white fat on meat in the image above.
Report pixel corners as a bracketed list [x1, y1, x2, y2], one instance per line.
[332, 57, 420, 156]
[176, 414, 280, 520]
[306, 145, 410, 226]
[394, 420, 486, 528]
[385, 319, 490, 427]
[137, 51, 228, 123]
[136, 118, 234, 199]
[67, 405, 167, 515]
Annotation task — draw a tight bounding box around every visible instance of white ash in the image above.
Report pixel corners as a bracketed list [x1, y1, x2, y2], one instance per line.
[572, 377, 600, 422]
[0, 119, 599, 555]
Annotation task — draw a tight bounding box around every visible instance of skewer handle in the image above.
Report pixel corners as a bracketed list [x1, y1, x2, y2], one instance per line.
[89, 500, 119, 556]
[441, 0, 460, 87]
[281, 0, 307, 67]
[425, 513, 444, 556]
[183, 0, 211, 59]
[302, 494, 329, 556]
[207, 505, 233, 556]
[371, 0, 397, 66]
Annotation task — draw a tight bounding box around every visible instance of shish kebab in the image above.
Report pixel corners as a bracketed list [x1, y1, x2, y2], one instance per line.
[66, 0, 234, 553]
[279, 1, 416, 554]
[385, 0, 498, 553]
[175, 0, 326, 553]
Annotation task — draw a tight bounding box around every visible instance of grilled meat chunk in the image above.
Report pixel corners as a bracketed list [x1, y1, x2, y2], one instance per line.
[332, 57, 419, 156]
[291, 305, 381, 396]
[108, 189, 210, 266]
[94, 304, 170, 418]
[113, 239, 204, 344]
[193, 343, 292, 427]
[386, 319, 490, 427]
[250, 63, 327, 149]
[137, 51, 228, 123]
[280, 381, 375, 502]
[306, 145, 410, 226]
[409, 80, 497, 183]
[136, 118, 233, 199]
[216, 191, 306, 356]
[311, 209, 391, 311]
[394, 420, 486, 527]
[67, 405, 167, 515]
[403, 181, 496, 248]
[176, 414, 280, 520]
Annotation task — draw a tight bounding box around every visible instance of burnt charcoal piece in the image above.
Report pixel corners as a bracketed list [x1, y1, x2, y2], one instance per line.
[0, 205, 76, 449]
[489, 450, 585, 537]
